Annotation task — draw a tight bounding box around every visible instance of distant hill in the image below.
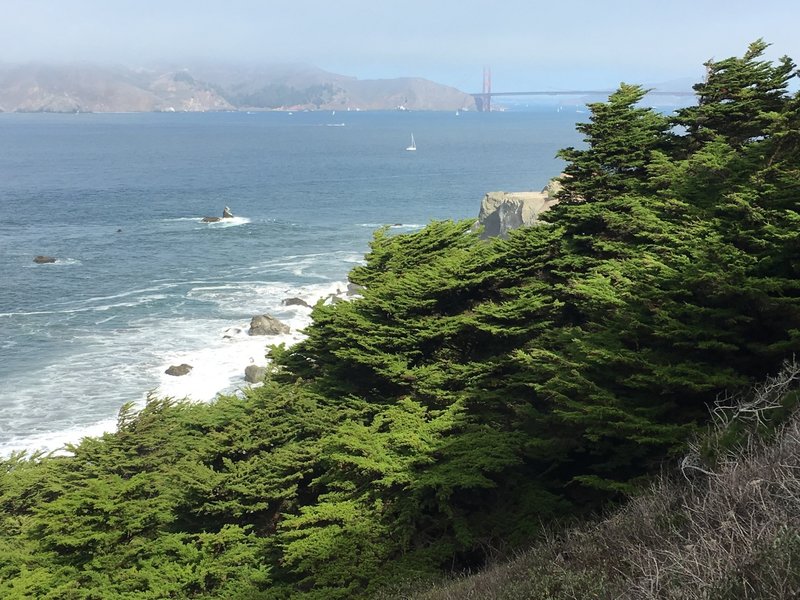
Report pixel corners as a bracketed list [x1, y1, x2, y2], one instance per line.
[0, 62, 476, 113]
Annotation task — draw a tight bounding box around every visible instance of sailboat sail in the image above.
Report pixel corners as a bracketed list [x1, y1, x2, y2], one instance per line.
[406, 134, 416, 151]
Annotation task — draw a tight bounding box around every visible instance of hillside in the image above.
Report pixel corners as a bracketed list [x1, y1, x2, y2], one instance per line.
[0, 62, 475, 112]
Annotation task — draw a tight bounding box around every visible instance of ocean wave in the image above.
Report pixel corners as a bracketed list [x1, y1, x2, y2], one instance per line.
[358, 223, 423, 230]
[0, 418, 118, 457]
[202, 216, 251, 227]
[0, 279, 351, 456]
[0, 294, 172, 318]
[160, 216, 252, 227]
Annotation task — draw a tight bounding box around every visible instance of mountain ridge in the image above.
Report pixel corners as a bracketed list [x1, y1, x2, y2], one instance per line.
[0, 62, 476, 113]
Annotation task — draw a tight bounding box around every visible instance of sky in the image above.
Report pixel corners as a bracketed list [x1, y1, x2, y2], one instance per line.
[1, 0, 798, 92]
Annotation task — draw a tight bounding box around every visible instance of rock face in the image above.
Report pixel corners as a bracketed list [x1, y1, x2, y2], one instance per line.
[244, 365, 267, 383]
[472, 177, 562, 239]
[248, 314, 290, 336]
[165, 363, 193, 376]
[33, 255, 56, 264]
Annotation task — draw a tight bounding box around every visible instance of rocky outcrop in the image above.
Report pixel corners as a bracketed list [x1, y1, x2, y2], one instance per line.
[282, 297, 311, 308]
[245, 365, 267, 383]
[33, 255, 56, 264]
[165, 363, 193, 376]
[472, 176, 563, 239]
[248, 314, 290, 336]
[202, 206, 234, 222]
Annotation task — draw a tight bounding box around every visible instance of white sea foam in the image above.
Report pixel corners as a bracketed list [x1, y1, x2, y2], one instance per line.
[152, 280, 346, 405]
[0, 277, 349, 457]
[358, 223, 423, 230]
[160, 216, 252, 227]
[202, 216, 251, 227]
[0, 293, 173, 318]
[0, 418, 118, 457]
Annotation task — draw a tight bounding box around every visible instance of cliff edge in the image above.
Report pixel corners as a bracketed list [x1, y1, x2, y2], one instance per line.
[473, 176, 563, 239]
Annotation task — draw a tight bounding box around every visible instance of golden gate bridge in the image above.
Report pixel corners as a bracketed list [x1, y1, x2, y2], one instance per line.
[473, 66, 696, 112]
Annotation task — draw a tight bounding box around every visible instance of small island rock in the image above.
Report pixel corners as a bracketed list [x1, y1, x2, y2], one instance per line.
[33, 255, 57, 264]
[248, 314, 290, 336]
[165, 363, 193, 376]
[201, 206, 234, 223]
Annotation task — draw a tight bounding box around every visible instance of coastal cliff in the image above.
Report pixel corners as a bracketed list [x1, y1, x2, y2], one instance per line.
[472, 176, 563, 238]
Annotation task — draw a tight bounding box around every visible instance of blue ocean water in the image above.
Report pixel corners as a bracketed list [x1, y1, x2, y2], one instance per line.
[0, 109, 581, 454]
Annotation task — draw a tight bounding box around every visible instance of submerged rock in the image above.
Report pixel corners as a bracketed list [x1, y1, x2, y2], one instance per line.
[248, 314, 290, 336]
[165, 363, 193, 376]
[201, 216, 222, 223]
[33, 255, 57, 264]
[222, 327, 243, 340]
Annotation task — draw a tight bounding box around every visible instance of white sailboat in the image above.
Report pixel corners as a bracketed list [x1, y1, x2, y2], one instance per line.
[406, 133, 417, 151]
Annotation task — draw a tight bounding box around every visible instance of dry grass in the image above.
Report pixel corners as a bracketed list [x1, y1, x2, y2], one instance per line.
[395, 360, 800, 600]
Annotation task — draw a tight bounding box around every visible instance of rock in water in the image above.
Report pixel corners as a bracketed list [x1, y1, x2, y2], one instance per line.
[248, 314, 291, 336]
[281, 297, 311, 308]
[202, 207, 233, 222]
[33, 255, 57, 264]
[165, 363, 193, 376]
[245, 365, 267, 383]
[346, 282, 364, 296]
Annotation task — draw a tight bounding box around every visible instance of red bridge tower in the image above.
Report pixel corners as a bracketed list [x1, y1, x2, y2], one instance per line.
[479, 66, 492, 112]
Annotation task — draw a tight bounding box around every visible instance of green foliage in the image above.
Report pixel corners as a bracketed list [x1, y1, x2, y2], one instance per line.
[557, 83, 670, 202]
[1, 40, 799, 598]
[675, 39, 798, 150]
[231, 83, 337, 109]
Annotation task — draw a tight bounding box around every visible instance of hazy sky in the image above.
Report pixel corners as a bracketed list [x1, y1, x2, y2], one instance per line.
[1, 0, 798, 91]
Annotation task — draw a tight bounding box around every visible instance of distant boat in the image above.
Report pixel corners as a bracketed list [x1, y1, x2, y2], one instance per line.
[406, 133, 416, 151]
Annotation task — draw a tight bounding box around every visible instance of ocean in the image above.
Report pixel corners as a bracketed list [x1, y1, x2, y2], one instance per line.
[0, 108, 581, 455]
